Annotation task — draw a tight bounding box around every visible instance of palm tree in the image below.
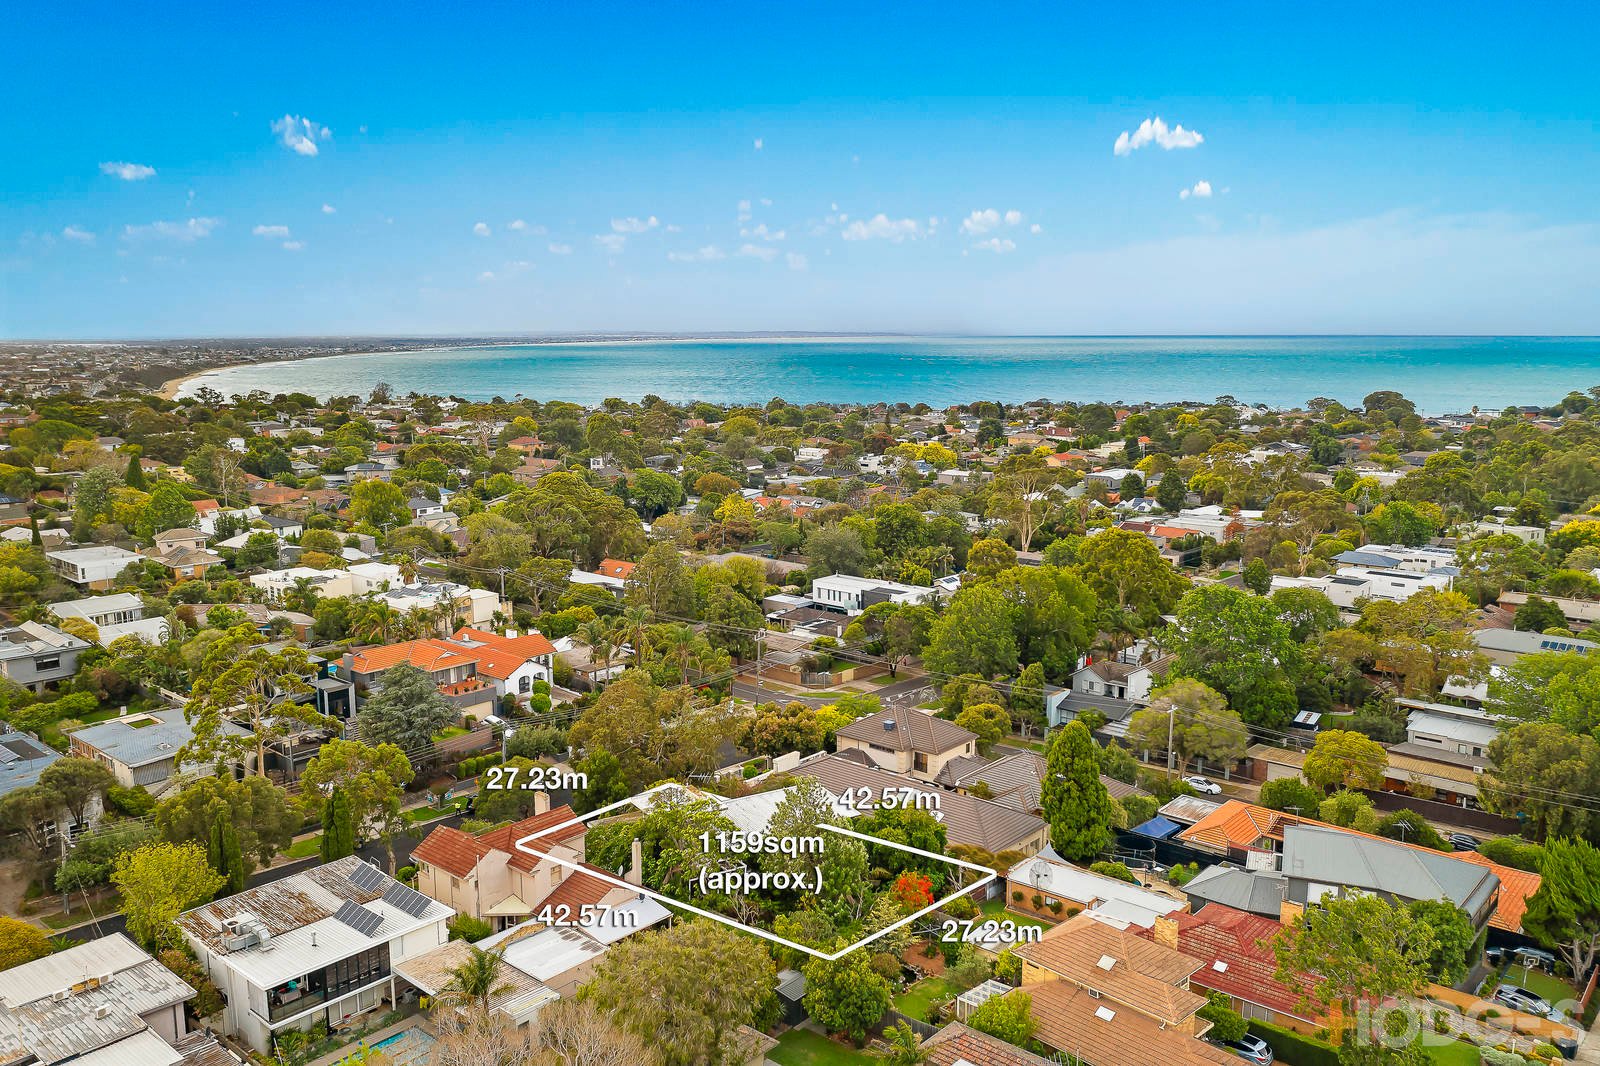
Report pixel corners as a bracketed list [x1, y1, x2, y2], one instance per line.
[666, 623, 696, 683]
[285, 576, 321, 616]
[873, 1022, 928, 1065]
[438, 944, 513, 1017]
[620, 604, 652, 661]
[353, 603, 402, 644]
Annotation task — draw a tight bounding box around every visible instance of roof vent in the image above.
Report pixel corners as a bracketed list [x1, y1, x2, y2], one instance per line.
[1096, 954, 1116, 971]
[94, 1005, 112, 1019]
[1212, 960, 1228, 973]
[1094, 1005, 1116, 1022]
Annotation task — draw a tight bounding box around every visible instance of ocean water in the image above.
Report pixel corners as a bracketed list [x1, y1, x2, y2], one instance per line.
[176, 336, 1600, 411]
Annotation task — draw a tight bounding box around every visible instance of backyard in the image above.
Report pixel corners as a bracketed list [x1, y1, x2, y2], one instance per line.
[769, 1027, 876, 1065]
[894, 975, 953, 1021]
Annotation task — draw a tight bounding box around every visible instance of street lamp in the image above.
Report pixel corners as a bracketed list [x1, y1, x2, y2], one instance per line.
[501, 725, 516, 761]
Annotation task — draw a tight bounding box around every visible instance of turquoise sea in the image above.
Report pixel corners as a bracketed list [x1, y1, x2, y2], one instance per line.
[176, 336, 1600, 411]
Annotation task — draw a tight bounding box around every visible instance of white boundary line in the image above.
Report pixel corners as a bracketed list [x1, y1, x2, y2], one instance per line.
[514, 782, 997, 961]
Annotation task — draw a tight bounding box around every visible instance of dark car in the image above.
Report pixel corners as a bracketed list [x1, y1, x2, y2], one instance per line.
[1448, 832, 1480, 852]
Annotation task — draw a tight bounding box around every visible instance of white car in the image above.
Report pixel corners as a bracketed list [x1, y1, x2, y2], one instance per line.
[1183, 775, 1222, 795]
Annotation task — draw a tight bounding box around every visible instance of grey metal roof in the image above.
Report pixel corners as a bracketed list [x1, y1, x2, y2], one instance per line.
[0, 726, 61, 795]
[68, 707, 244, 769]
[1281, 825, 1499, 917]
[1182, 865, 1289, 918]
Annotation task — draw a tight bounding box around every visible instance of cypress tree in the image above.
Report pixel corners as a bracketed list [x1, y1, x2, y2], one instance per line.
[28, 517, 40, 547]
[321, 787, 355, 862]
[1039, 720, 1114, 862]
[124, 453, 147, 491]
[219, 817, 246, 895]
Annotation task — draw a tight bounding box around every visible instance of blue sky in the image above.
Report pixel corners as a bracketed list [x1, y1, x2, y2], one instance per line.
[4, 1, 1599, 338]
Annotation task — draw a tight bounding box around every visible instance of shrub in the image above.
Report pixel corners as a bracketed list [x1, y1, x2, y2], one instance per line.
[447, 914, 493, 942]
[397, 865, 417, 884]
[1011, 889, 1024, 903]
[1089, 861, 1137, 884]
[1246, 1020, 1340, 1066]
[944, 895, 978, 920]
[1047, 900, 1063, 915]
[1030, 893, 1044, 909]
[1480, 1050, 1528, 1066]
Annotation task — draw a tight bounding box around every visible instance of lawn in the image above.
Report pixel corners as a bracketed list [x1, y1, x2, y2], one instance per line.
[286, 835, 321, 859]
[894, 976, 952, 1020]
[1423, 1039, 1483, 1065]
[1479, 965, 1582, 1012]
[769, 1028, 876, 1065]
[979, 896, 1052, 929]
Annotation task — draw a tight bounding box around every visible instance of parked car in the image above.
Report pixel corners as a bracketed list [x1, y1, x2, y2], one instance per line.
[1183, 775, 1223, 795]
[1484, 946, 1505, 967]
[1210, 1033, 1273, 1064]
[1448, 832, 1480, 852]
[1494, 984, 1563, 1022]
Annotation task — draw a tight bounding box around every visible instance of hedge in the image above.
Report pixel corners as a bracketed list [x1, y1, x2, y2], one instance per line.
[1246, 1020, 1340, 1066]
[456, 753, 504, 778]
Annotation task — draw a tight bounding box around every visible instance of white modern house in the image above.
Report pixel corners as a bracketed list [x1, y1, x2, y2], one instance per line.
[46, 545, 145, 589]
[809, 573, 937, 615]
[51, 592, 170, 647]
[179, 856, 452, 1055]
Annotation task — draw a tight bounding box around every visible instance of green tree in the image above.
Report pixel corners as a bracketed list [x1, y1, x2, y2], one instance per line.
[1272, 894, 1436, 1064]
[873, 1021, 930, 1066]
[966, 537, 1018, 582]
[1272, 586, 1341, 643]
[1482, 722, 1600, 841]
[1488, 652, 1600, 739]
[1073, 527, 1188, 628]
[114, 841, 225, 950]
[439, 943, 514, 1016]
[567, 673, 733, 791]
[1242, 557, 1271, 595]
[0, 916, 52, 970]
[348, 478, 411, 530]
[155, 775, 298, 873]
[803, 951, 892, 1045]
[924, 585, 1019, 678]
[1198, 993, 1248, 1043]
[355, 664, 457, 753]
[1169, 584, 1301, 731]
[1157, 470, 1188, 511]
[36, 758, 114, 834]
[1376, 809, 1447, 851]
[1522, 837, 1600, 979]
[183, 630, 324, 776]
[1406, 899, 1475, 984]
[320, 786, 356, 861]
[1318, 789, 1379, 833]
[1259, 777, 1325, 816]
[585, 920, 774, 1066]
[954, 702, 1010, 755]
[207, 814, 247, 896]
[140, 481, 198, 537]
[1039, 721, 1114, 862]
[1302, 729, 1388, 792]
[805, 523, 871, 577]
[573, 748, 632, 814]
[991, 565, 1097, 681]
[1516, 596, 1569, 634]
[298, 738, 415, 872]
[967, 990, 1036, 1046]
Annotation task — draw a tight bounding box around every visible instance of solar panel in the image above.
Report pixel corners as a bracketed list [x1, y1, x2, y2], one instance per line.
[348, 863, 385, 892]
[382, 881, 431, 918]
[334, 899, 384, 937]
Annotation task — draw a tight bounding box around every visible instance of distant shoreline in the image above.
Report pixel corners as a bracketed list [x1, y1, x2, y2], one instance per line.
[160, 334, 917, 399]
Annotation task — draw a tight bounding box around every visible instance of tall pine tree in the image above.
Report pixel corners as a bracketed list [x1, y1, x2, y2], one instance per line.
[124, 453, 148, 491]
[207, 814, 247, 896]
[1039, 720, 1114, 862]
[320, 786, 356, 862]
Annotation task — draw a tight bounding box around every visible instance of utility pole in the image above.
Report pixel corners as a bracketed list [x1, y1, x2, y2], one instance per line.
[1166, 701, 1176, 779]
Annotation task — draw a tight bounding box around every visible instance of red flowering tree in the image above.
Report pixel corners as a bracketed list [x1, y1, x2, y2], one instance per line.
[891, 871, 934, 912]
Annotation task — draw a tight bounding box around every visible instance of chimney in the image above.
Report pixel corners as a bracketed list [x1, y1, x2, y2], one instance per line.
[626, 838, 644, 887]
[1279, 898, 1304, 926]
[1152, 914, 1179, 950]
[534, 790, 550, 816]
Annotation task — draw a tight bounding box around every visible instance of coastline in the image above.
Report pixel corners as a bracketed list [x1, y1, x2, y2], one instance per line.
[157, 334, 915, 400]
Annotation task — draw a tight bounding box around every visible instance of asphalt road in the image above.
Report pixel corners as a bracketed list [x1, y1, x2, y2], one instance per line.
[731, 673, 935, 710]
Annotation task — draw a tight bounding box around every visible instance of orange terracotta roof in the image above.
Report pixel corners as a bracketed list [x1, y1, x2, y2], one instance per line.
[1179, 798, 1539, 933]
[529, 864, 617, 913]
[481, 806, 586, 872]
[1015, 914, 1206, 1026]
[349, 638, 479, 675]
[1142, 904, 1323, 1023]
[1019, 982, 1235, 1066]
[412, 825, 493, 879]
[596, 559, 636, 580]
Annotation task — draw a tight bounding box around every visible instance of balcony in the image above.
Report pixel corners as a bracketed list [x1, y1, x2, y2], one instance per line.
[258, 968, 391, 1025]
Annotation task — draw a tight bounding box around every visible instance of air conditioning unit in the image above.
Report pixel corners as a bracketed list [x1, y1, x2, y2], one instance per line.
[94, 1005, 112, 1019]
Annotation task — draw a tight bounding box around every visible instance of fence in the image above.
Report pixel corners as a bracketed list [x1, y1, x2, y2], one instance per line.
[1357, 788, 1520, 837]
[879, 1009, 939, 1041]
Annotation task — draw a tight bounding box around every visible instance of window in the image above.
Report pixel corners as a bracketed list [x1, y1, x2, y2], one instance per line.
[34, 656, 60, 671]
[914, 753, 928, 773]
[519, 676, 531, 693]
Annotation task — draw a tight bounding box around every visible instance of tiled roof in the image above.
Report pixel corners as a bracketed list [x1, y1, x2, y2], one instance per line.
[1015, 913, 1207, 1026]
[922, 1022, 1056, 1065]
[1454, 850, 1540, 933]
[348, 638, 479, 675]
[596, 559, 636, 580]
[1019, 981, 1235, 1066]
[481, 806, 587, 872]
[528, 864, 618, 913]
[1145, 904, 1321, 1023]
[795, 754, 1046, 854]
[835, 707, 976, 755]
[411, 825, 495, 879]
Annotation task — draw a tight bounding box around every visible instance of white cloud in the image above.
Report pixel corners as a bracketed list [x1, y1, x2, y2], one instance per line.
[122, 217, 219, 242]
[974, 237, 1017, 253]
[478, 270, 496, 282]
[1031, 223, 1043, 234]
[99, 161, 156, 181]
[547, 242, 573, 255]
[252, 224, 291, 238]
[473, 222, 491, 236]
[786, 252, 808, 271]
[595, 233, 627, 253]
[740, 222, 786, 242]
[841, 214, 923, 242]
[321, 203, 336, 214]
[611, 215, 659, 233]
[738, 243, 779, 262]
[737, 199, 752, 223]
[62, 226, 95, 244]
[961, 208, 1024, 235]
[281, 240, 304, 251]
[509, 219, 527, 231]
[667, 245, 727, 262]
[1179, 180, 1214, 200]
[1114, 116, 1204, 156]
[754, 137, 764, 150]
[270, 114, 331, 156]
[760, 198, 773, 207]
